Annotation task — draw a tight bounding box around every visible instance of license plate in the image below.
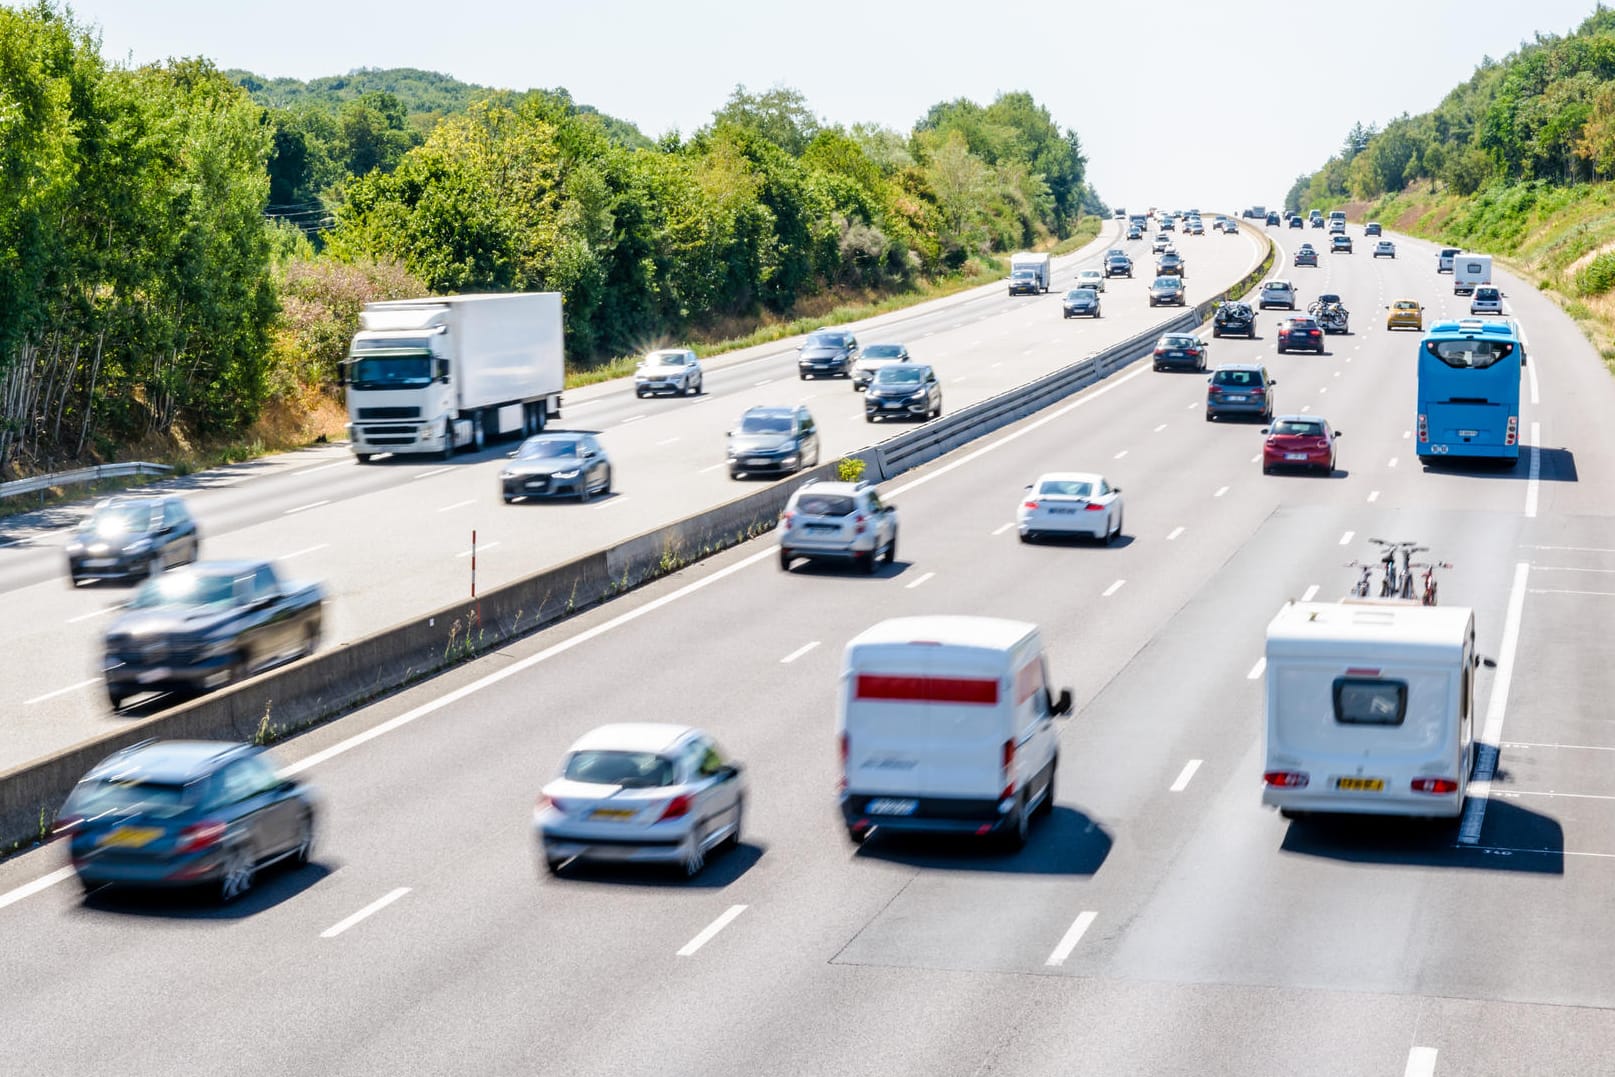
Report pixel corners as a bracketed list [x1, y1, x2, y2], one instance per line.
[867, 798, 918, 816]
[590, 808, 636, 821]
[1285, 452, 1307, 461]
[100, 826, 163, 849]
[884, 401, 903, 408]
[1459, 429, 1478, 438]
[747, 457, 769, 466]
[136, 667, 170, 684]
[83, 559, 116, 568]
[1225, 395, 1247, 402]
[1335, 777, 1385, 792]
[807, 524, 838, 532]
[1050, 507, 1077, 515]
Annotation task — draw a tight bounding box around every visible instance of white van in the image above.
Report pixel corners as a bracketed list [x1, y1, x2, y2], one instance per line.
[837, 616, 1073, 849]
[1262, 601, 1479, 820]
[1453, 253, 1492, 296]
[1009, 251, 1052, 292]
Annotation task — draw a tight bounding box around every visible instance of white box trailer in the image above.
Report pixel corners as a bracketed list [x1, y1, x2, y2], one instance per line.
[343, 292, 565, 462]
[1009, 252, 1052, 292]
[1262, 601, 1478, 819]
[1453, 253, 1493, 296]
[837, 616, 1072, 849]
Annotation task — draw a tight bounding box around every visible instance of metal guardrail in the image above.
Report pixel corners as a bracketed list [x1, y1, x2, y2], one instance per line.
[0, 462, 174, 502]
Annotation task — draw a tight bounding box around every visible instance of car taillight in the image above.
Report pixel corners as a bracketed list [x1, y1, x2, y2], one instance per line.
[1085, 503, 1105, 511]
[838, 732, 849, 792]
[1505, 416, 1518, 446]
[52, 814, 83, 840]
[1208, 386, 1222, 396]
[658, 794, 694, 821]
[1251, 388, 1265, 396]
[1309, 330, 1320, 336]
[537, 794, 569, 814]
[175, 820, 227, 855]
[853, 513, 867, 535]
[1411, 777, 1458, 795]
[1001, 739, 1016, 799]
[1417, 413, 1429, 443]
[1263, 771, 1310, 788]
[1023, 499, 1039, 510]
[781, 510, 795, 527]
[1187, 348, 1200, 356]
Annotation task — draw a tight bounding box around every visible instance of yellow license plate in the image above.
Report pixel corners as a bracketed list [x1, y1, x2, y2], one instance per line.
[1335, 777, 1385, 792]
[590, 808, 636, 821]
[100, 826, 163, 848]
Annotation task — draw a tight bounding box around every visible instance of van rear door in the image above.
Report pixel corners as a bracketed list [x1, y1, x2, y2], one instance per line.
[845, 665, 1008, 800]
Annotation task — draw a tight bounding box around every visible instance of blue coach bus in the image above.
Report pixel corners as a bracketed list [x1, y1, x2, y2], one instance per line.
[1416, 318, 1523, 463]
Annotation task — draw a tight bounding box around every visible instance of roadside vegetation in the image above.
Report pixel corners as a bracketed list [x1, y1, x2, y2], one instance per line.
[0, 2, 1106, 482]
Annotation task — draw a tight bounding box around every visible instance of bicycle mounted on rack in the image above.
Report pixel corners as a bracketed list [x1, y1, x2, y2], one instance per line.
[1344, 538, 1451, 605]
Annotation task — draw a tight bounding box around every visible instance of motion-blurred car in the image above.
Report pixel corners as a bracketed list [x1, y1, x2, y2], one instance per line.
[1328, 219, 1347, 235]
[850, 342, 911, 390]
[1258, 280, 1297, 310]
[1148, 276, 1187, 306]
[1364, 222, 1383, 236]
[1213, 301, 1256, 338]
[633, 348, 703, 397]
[727, 406, 819, 478]
[534, 723, 745, 878]
[1470, 286, 1505, 315]
[1075, 268, 1106, 292]
[1261, 415, 1341, 475]
[1293, 245, 1318, 267]
[1372, 240, 1397, 258]
[1152, 333, 1209, 372]
[778, 480, 898, 572]
[1017, 472, 1124, 544]
[865, 364, 942, 422]
[1276, 316, 1326, 354]
[1156, 251, 1186, 276]
[501, 432, 613, 502]
[1331, 234, 1354, 253]
[797, 330, 857, 379]
[58, 740, 317, 901]
[1205, 364, 1276, 422]
[66, 495, 199, 586]
[1062, 287, 1102, 318]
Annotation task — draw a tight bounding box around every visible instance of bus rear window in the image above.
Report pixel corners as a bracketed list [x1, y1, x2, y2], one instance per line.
[1424, 339, 1514, 369]
[1333, 678, 1407, 726]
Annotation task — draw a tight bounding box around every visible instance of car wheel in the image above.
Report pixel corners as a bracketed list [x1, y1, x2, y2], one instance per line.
[1108, 511, 1122, 544]
[779, 548, 793, 571]
[635, 389, 647, 399]
[681, 836, 706, 879]
[859, 550, 877, 575]
[292, 812, 315, 867]
[301, 622, 320, 658]
[601, 466, 613, 496]
[440, 420, 454, 461]
[846, 825, 868, 846]
[1035, 759, 1057, 817]
[1277, 345, 1286, 354]
[884, 528, 898, 565]
[729, 468, 741, 480]
[865, 414, 876, 423]
[544, 856, 566, 876]
[799, 373, 809, 381]
[218, 845, 255, 903]
[355, 453, 372, 464]
[106, 685, 124, 710]
[721, 797, 744, 852]
[1205, 412, 1215, 422]
[578, 477, 592, 504]
[1001, 797, 1030, 852]
[502, 493, 514, 504]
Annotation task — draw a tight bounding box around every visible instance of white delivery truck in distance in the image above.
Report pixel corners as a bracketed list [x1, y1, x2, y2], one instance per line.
[1453, 253, 1493, 296]
[837, 616, 1073, 850]
[1262, 601, 1481, 820]
[1009, 251, 1052, 292]
[342, 292, 565, 463]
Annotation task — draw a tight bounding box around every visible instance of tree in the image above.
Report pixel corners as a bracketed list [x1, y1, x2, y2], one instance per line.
[709, 85, 819, 156]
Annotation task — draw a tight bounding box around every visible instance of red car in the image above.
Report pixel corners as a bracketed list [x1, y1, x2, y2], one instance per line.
[1261, 416, 1341, 475]
[1275, 316, 1325, 354]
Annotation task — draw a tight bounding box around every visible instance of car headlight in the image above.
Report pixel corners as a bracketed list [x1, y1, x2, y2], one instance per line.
[908, 390, 927, 401]
[553, 469, 580, 479]
[66, 541, 85, 554]
[499, 470, 515, 480]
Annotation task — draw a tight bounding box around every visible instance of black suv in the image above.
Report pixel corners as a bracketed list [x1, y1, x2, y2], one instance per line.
[1213, 301, 1256, 339]
[727, 406, 820, 479]
[65, 495, 200, 586]
[797, 330, 857, 380]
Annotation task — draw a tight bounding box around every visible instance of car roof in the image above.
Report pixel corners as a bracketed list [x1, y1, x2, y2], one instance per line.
[1270, 414, 1324, 424]
[792, 480, 867, 498]
[743, 405, 796, 416]
[1213, 362, 1265, 372]
[645, 348, 693, 359]
[849, 615, 1037, 651]
[1263, 279, 1294, 288]
[86, 740, 253, 784]
[567, 723, 696, 755]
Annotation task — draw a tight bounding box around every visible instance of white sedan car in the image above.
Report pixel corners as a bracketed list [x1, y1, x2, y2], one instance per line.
[1075, 268, 1106, 293]
[1016, 472, 1124, 544]
[534, 723, 745, 878]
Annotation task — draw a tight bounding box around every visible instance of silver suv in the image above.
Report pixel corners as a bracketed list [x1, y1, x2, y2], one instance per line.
[778, 480, 898, 573]
[1258, 280, 1297, 310]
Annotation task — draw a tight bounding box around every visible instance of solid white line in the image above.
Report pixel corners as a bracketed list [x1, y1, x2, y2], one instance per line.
[1153, 423, 1167, 433]
[1186, 400, 1198, 409]
[456, 541, 500, 559]
[437, 499, 476, 513]
[1301, 584, 1320, 602]
[1045, 910, 1098, 966]
[25, 678, 100, 705]
[953, 376, 968, 384]
[1524, 422, 1540, 519]
[1169, 759, 1203, 792]
[0, 867, 75, 911]
[1114, 450, 1128, 459]
[280, 543, 331, 561]
[992, 522, 1014, 536]
[1214, 485, 1228, 497]
[1528, 587, 1615, 597]
[1247, 657, 1266, 680]
[1532, 565, 1615, 573]
[65, 607, 114, 625]
[1503, 740, 1615, 752]
[284, 499, 330, 515]
[1102, 579, 1126, 597]
[320, 887, 411, 939]
[1166, 526, 1184, 541]
[593, 497, 628, 509]
[1459, 562, 1530, 844]
[905, 572, 935, 590]
[1339, 530, 1354, 546]
[291, 461, 346, 477]
[678, 904, 747, 956]
[780, 641, 820, 664]
[412, 466, 455, 481]
[1527, 354, 1541, 405]
[1367, 490, 1380, 503]
[280, 544, 782, 778]
[1404, 1046, 1438, 1077]
[1522, 544, 1615, 553]
[1498, 789, 1615, 802]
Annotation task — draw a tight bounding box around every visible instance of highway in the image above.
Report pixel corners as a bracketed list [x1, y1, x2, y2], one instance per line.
[0, 220, 1268, 771]
[3, 218, 1611, 1076]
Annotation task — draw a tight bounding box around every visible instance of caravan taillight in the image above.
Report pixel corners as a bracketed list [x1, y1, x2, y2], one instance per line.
[1411, 777, 1458, 795]
[1001, 738, 1016, 799]
[1263, 771, 1310, 789]
[838, 732, 849, 792]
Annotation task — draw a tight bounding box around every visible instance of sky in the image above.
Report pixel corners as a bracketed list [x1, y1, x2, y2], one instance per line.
[68, 0, 1606, 212]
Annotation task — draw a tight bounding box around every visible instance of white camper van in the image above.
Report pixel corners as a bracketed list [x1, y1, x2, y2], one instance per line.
[1262, 601, 1478, 819]
[837, 616, 1073, 849]
[1452, 253, 1492, 296]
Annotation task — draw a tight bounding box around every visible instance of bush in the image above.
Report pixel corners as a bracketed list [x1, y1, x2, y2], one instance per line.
[1574, 252, 1615, 296]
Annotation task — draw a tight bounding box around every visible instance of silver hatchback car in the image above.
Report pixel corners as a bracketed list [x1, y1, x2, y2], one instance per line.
[778, 480, 898, 573]
[1469, 286, 1504, 315]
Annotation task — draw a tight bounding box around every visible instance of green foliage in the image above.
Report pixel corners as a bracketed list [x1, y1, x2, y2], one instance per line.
[836, 456, 867, 483]
[267, 256, 427, 399]
[1574, 251, 1615, 295]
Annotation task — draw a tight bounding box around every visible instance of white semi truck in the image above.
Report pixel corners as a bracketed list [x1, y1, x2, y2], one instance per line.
[342, 293, 565, 463]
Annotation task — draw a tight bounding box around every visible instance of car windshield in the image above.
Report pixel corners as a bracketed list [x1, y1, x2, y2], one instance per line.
[83, 502, 156, 536]
[1318, 295, 1340, 304]
[1154, 278, 1179, 288]
[1161, 336, 1195, 347]
[563, 750, 678, 788]
[128, 570, 242, 610]
[740, 413, 793, 434]
[875, 367, 923, 385]
[1289, 319, 1318, 329]
[804, 333, 844, 349]
[1395, 301, 1419, 310]
[516, 438, 580, 459]
[1476, 289, 1500, 300]
[1212, 370, 1258, 386]
[861, 345, 904, 359]
[1272, 420, 1324, 436]
[1067, 289, 1097, 300]
[647, 352, 687, 366]
[794, 493, 857, 517]
[1012, 270, 1036, 279]
[64, 778, 195, 821]
[1038, 479, 1094, 498]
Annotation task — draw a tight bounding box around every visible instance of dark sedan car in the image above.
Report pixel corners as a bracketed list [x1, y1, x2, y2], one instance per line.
[1104, 253, 1134, 278]
[58, 740, 317, 902]
[1152, 333, 1209, 372]
[1148, 276, 1187, 306]
[1364, 222, 1382, 236]
[1156, 252, 1186, 277]
[797, 330, 858, 379]
[1008, 269, 1042, 296]
[1062, 287, 1101, 318]
[1289, 215, 1305, 229]
[865, 364, 942, 422]
[1213, 301, 1256, 338]
[501, 432, 612, 502]
[1293, 245, 1318, 268]
[66, 496, 199, 586]
[1205, 364, 1276, 422]
[1275, 316, 1326, 354]
[728, 405, 820, 478]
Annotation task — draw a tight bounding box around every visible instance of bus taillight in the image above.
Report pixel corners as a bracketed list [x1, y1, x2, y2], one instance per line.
[1417, 414, 1428, 443]
[1505, 416, 1518, 446]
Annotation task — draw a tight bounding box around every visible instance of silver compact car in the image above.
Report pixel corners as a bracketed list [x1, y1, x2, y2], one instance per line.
[778, 480, 898, 572]
[634, 348, 703, 397]
[535, 723, 745, 878]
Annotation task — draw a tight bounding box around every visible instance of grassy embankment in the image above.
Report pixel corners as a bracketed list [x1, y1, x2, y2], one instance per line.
[1343, 181, 1615, 373]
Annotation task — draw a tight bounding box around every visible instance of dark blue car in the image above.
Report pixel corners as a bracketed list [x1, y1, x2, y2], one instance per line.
[58, 740, 317, 902]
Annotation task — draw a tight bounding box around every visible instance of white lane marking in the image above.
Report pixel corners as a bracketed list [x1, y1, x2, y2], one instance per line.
[1301, 584, 1320, 602]
[970, 340, 984, 347]
[1114, 450, 1128, 459]
[1247, 657, 1266, 680]
[1524, 422, 1540, 519]
[1504, 740, 1615, 752]
[1497, 789, 1615, 802]
[990, 361, 1003, 368]
[1333, 371, 1341, 378]
[1045, 910, 1098, 967]
[1166, 526, 1184, 541]
[455, 541, 500, 559]
[1388, 457, 1398, 468]
[1367, 490, 1380, 503]
[992, 522, 1014, 536]
[780, 641, 820, 664]
[1533, 565, 1615, 573]
[953, 376, 968, 384]
[699, 463, 726, 474]
[412, 466, 455, 481]
[620, 414, 646, 425]
[1527, 355, 1540, 404]
[657, 437, 682, 447]
[1169, 759, 1203, 792]
[321, 887, 411, 939]
[1300, 405, 1311, 413]
[1022, 348, 1036, 356]
[0, 867, 75, 911]
[1339, 530, 1354, 545]
[1214, 485, 1229, 497]
[1102, 579, 1126, 598]
[437, 499, 476, 513]
[1459, 562, 1530, 844]
[1405, 1046, 1438, 1077]
[280, 543, 331, 561]
[1528, 587, 1615, 597]
[25, 678, 100, 705]
[282, 543, 783, 778]
[1402, 431, 1410, 441]
[1153, 423, 1167, 433]
[1186, 400, 1198, 409]
[291, 461, 346, 477]
[905, 572, 935, 590]
[284, 499, 330, 515]
[65, 607, 115, 625]
[1522, 544, 1615, 553]
[678, 904, 747, 956]
[1250, 455, 1259, 464]
[1319, 387, 1328, 394]
[753, 379, 773, 388]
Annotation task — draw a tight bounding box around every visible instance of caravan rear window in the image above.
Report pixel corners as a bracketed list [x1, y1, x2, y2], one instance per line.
[1332, 678, 1407, 726]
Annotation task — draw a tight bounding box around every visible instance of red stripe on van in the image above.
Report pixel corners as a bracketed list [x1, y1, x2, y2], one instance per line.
[855, 675, 999, 704]
[1014, 659, 1045, 705]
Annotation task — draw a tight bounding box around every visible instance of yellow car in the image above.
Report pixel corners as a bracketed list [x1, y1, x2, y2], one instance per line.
[1386, 299, 1424, 331]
